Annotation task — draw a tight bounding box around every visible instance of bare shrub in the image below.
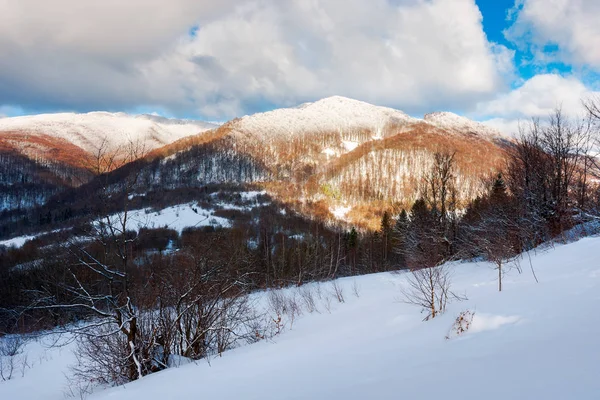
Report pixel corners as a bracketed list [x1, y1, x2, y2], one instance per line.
[315, 283, 323, 298]
[445, 310, 475, 340]
[401, 264, 464, 321]
[267, 290, 289, 317]
[298, 286, 318, 313]
[0, 335, 29, 381]
[214, 296, 262, 356]
[330, 280, 345, 303]
[70, 327, 135, 389]
[351, 279, 361, 298]
[285, 292, 303, 329]
[266, 289, 302, 330]
[323, 294, 333, 314]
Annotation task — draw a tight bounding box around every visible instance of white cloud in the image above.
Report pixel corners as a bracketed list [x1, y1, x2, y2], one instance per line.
[0, 1, 236, 61]
[475, 74, 600, 135]
[506, 0, 600, 69]
[479, 118, 524, 137]
[477, 74, 593, 118]
[0, 0, 513, 119]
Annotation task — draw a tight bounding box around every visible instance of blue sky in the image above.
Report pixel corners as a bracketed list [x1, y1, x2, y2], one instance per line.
[0, 0, 599, 133]
[477, 0, 573, 83]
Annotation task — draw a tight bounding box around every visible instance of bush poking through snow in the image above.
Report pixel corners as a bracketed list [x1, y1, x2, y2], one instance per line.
[298, 286, 319, 314]
[330, 281, 345, 303]
[446, 310, 476, 340]
[267, 289, 303, 331]
[351, 280, 361, 298]
[0, 335, 29, 381]
[400, 264, 464, 321]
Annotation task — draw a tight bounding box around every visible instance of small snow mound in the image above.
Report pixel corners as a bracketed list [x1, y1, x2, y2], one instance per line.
[469, 313, 521, 334]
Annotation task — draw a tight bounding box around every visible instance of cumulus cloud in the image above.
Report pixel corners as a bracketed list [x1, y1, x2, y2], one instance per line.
[506, 0, 600, 69]
[0, 0, 512, 119]
[475, 74, 600, 135]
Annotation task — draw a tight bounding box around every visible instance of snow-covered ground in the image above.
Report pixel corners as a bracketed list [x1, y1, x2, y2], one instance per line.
[103, 202, 232, 233]
[424, 111, 505, 138]
[331, 205, 352, 220]
[0, 112, 217, 154]
[0, 234, 38, 248]
[1, 192, 269, 249]
[2, 236, 600, 399]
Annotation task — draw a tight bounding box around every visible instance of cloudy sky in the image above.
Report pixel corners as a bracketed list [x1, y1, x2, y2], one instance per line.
[0, 0, 599, 132]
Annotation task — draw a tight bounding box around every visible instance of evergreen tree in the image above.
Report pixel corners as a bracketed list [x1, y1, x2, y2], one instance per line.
[392, 209, 409, 269]
[344, 227, 358, 274]
[379, 211, 393, 265]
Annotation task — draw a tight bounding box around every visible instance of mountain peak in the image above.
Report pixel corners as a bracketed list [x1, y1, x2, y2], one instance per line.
[236, 96, 416, 138]
[0, 112, 217, 154]
[424, 111, 502, 138]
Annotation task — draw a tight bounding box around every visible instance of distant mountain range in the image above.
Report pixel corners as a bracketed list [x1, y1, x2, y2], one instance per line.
[0, 97, 509, 228]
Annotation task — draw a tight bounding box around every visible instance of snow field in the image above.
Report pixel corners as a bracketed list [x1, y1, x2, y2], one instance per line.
[1, 235, 599, 399]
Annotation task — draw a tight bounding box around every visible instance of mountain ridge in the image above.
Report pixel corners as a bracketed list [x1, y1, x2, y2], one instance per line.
[0, 96, 510, 226]
[0, 111, 217, 155]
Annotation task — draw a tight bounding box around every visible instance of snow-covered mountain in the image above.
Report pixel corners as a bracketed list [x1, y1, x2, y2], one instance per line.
[0, 97, 508, 223]
[112, 96, 509, 229]
[233, 96, 503, 141]
[236, 96, 420, 140]
[0, 112, 217, 154]
[424, 111, 504, 138]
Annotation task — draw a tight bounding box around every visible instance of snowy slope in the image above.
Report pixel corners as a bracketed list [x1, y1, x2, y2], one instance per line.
[0, 112, 217, 154]
[236, 96, 419, 139]
[424, 111, 504, 138]
[103, 202, 232, 233]
[1, 191, 270, 249]
[2, 235, 599, 400]
[235, 96, 503, 141]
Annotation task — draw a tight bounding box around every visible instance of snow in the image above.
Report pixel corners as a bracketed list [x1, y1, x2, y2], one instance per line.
[1, 193, 268, 249]
[0, 112, 217, 154]
[232, 97, 504, 143]
[0, 235, 37, 248]
[239, 190, 267, 201]
[0, 229, 63, 249]
[0, 334, 76, 399]
[237, 96, 418, 139]
[342, 140, 359, 151]
[103, 202, 232, 233]
[424, 111, 503, 138]
[3, 235, 600, 400]
[322, 147, 337, 157]
[103, 192, 269, 232]
[331, 205, 351, 219]
[321, 141, 360, 159]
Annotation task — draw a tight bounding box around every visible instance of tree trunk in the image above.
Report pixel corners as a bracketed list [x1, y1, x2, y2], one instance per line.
[498, 261, 502, 292]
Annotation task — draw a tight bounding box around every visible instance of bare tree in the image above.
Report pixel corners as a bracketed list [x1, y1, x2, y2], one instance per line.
[462, 175, 522, 291]
[422, 151, 458, 226]
[507, 108, 594, 242]
[26, 140, 155, 382]
[400, 263, 462, 321]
